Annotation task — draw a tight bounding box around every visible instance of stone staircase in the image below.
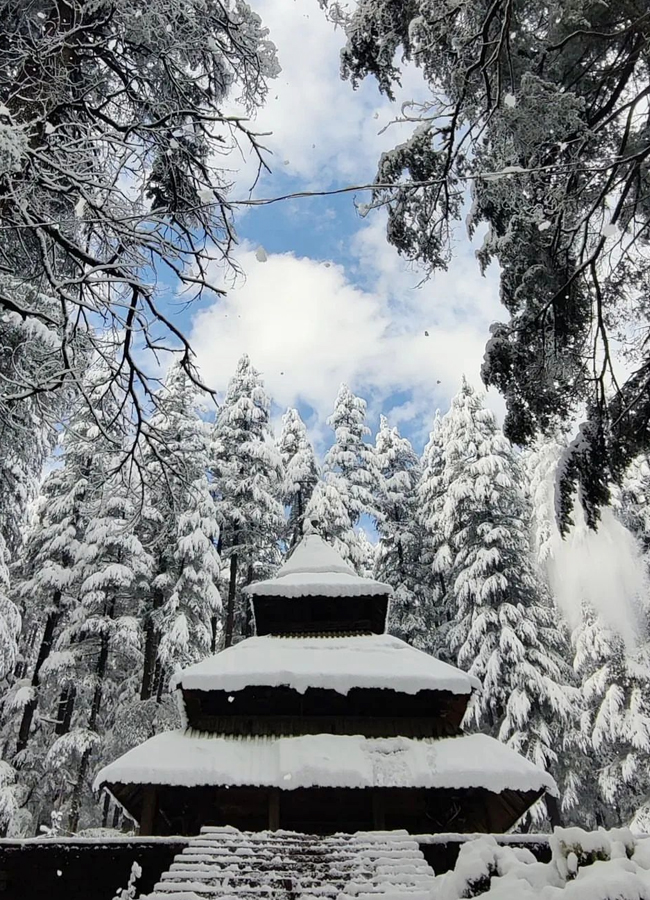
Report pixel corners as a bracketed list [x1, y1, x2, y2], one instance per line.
[142, 826, 437, 900]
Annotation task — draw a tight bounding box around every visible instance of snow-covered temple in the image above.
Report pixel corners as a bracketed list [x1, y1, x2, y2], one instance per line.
[95, 535, 557, 836]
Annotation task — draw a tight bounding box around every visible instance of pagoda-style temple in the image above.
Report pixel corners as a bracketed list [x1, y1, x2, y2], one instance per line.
[95, 535, 557, 836]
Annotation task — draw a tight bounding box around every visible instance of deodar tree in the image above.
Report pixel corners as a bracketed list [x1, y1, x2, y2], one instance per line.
[0, 0, 278, 463]
[322, 0, 650, 526]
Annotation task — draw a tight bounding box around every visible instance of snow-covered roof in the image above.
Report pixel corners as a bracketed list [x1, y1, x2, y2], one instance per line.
[171, 633, 481, 696]
[243, 534, 392, 598]
[95, 731, 557, 797]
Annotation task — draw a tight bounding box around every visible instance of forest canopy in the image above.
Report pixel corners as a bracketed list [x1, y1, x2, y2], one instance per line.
[321, 0, 650, 528]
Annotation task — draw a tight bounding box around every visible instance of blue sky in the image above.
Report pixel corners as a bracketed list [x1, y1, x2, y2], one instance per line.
[163, 0, 506, 456]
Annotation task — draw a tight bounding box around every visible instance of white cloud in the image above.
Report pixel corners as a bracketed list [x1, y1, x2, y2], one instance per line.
[189, 217, 504, 449]
[228, 0, 430, 194]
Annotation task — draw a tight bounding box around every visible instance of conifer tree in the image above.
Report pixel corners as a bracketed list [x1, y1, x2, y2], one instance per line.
[7, 356, 119, 767]
[374, 416, 425, 645]
[414, 412, 451, 657]
[211, 355, 284, 647]
[523, 432, 588, 825]
[279, 408, 319, 548]
[619, 455, 650, 587]
[573, 604, 650, 828]
[324, 384, 380, 525]
[0, 535, 19, 684]
[304, 477, 364, 570]
[140, 363, 221, 695]
[52, 467, 152, 832]
[432, 380, 577, 788]
[525, 434, 569, 575]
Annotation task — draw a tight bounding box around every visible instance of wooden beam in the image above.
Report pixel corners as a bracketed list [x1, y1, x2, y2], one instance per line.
[269, 788, 280, 831]
[545, 793, 562, 828]
[140, 785, 157, 836]
[372, 791, 385, 830]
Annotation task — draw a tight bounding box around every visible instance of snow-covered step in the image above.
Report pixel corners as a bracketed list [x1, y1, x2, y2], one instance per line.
[141, 827, 436, 899]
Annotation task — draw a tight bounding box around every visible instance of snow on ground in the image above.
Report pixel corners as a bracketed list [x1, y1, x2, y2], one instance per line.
[171, 633, 481, 696]
[433, 827, 650, 900]
[94, 731, 556, 796]
[243, 533, 392, 597]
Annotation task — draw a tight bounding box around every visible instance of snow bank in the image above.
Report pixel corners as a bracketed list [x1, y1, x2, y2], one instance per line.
[171, 633, 480, 696]
[433, 827, 650, 899]
[94, 732, 556, 796]
[243, 534, 392, 597]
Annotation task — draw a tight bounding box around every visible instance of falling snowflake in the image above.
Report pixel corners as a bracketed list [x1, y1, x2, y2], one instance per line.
[198, 187, 215, 204]
[74, 198, 86, 218]
[538, 220, 552, 232]
[601, 222, 617, 237]
[504, 93, 517, 108]
[255, 246, 268, 263]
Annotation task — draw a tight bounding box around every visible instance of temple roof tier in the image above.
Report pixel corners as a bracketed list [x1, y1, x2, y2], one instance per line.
[171, 634, 481, 697]
[243, 535, 392, 598]
[95, 731, 557, 797]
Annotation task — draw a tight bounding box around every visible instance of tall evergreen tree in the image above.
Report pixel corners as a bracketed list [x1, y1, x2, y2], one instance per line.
[304, 477, 364, 570]
[50, 467, 152, 832]
[573, 604, 650, 828]
[210, 355, 284, 647]
[374, 416, 426, 646]
[415, 411, 453, 658]
[0, 535, 19, 684]
[279, 408, 319, 548]
[139, 363, 221, 696]
[8, 352, 124, 753]
[324, 384, 380, 525]
[431, 380, 577, 791]
[523, 432, 588, 825]
[619, 455, 650, 594]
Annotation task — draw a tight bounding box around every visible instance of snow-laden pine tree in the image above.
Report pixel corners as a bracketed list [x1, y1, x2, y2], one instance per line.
[619, 455, 650, 592]
[211, 356, 284, 647]
[304, 477, 365, 570]
[0, 287, 80, 557]
[139, 363, 221, 695]
[324, 384, 380, 526]
[432, 380, 577, 791]
[522, 431, 588, 825]
[0, 534, 19, 684]
[525, 433, 569, 575]
[573, 604, 650, 828]
[6, 354, 120, 768]
[48, 465, 152, 833]
[374, 416, 426, 646]
[279, 408, 319, 548]
[414, 412, 452, 657]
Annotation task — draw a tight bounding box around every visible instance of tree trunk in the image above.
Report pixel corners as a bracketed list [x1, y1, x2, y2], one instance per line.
[223, 527, 240, 649]
[243, 564, 254, 638]
[68, 597, 113, 834]
[141, 575, 164, 701]
[55, 683, 76, 735]
[16, 591, 62, 754]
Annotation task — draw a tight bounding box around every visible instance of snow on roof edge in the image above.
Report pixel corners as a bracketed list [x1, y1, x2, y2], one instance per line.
[170, 633, 480, 696]
[95, 731, 558, 798]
